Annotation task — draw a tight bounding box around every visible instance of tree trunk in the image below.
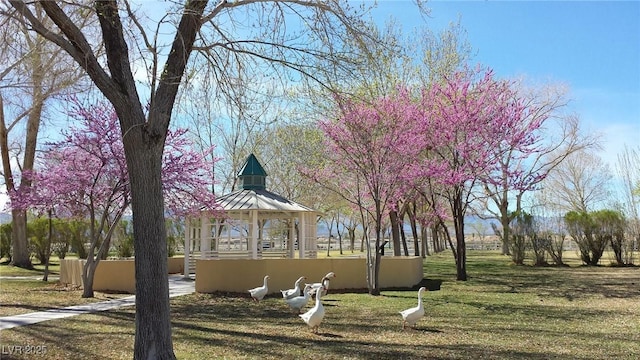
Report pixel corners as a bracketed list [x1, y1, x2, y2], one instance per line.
[421, 226, 428, 257]
[500, 212, 511, 256]
[348, 228, 355, 252]
[408, 208, 420, 256]
[127, 146, 174, 360]
[398, 210, 409, 256]
[336, 216, 343, 255]
[371, 245, 382, 295]
[453, 193, 467, 281]
[9, 210, 32, 269]
[431, 224, 439, 253]
[455, 228, 467, 281]
[389, 210, 401, 256]
[399, 226, 409, 256]
[43, 210, 53, 282]
[82, 257, 97, 298]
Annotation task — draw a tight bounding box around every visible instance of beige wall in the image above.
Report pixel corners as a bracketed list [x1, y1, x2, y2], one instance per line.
[195, 256, 424, 294]
[60, 257, 185, 294]
[59, 259, 84, 285]
[93, 260, 136, 293]
[167, 257, 184, 274]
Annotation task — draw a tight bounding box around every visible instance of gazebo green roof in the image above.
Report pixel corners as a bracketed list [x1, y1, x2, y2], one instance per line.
[237, 153, 268, 191]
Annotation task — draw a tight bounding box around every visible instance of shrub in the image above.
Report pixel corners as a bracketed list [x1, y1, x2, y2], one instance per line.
[0, 223, 12, 262]
[564, 211, 605, 265]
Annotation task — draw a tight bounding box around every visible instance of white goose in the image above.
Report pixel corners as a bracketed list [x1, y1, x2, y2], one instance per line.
[299, 285, 325, 333]
[399, 286, 428, 329]
[309, 272, 336, 298]
[248, 275, 269, 302]
[280, 276, 306, 300]
[285, 283, 313, 314]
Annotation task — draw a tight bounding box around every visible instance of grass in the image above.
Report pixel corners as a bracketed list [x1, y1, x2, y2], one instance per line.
[1, 251, 639, 359]
[0, 258, 129, 318]
[0, 280, 130, 317]
[0, 259, 62, 277]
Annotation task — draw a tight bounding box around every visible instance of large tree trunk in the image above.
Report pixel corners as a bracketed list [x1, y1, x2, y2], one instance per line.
[127, 144, 173, 360]
[9, 210, 32, 268]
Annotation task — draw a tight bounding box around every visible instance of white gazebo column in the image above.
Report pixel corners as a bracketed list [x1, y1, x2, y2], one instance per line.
[200, 215, 211, 258]
[183, 218, 191, 279]
[308, 213, 317, 258]
[298, 212, 306, 259]
[226, 220, 232, 250]
[212, 218, 219, 257]
[288, 217, 295, 258]
[251, 210, 259, 259]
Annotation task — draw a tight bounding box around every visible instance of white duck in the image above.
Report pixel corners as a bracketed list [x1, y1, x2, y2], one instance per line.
[399, 286, 428, 329]
[248, 275, 269, 302]
[299, 285, 325, 333]
[285, 283, 313, 314]
[280, 276, 306, 300]
[309, 272, 336, 298]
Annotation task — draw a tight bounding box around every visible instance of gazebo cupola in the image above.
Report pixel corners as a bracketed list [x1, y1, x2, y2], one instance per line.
[237, 153, 267, 191]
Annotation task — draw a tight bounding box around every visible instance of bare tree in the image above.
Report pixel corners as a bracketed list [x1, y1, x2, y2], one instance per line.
[176, 62, 279, 194]
[0, 6, 88, 269]
[477, 81, 599, 256]
[615, 145, 640, 264]
[542, 148, 612, 213]
[4, 1, 373, 358]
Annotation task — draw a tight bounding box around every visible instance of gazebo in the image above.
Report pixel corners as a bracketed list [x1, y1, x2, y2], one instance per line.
[183, 154, 319, 276]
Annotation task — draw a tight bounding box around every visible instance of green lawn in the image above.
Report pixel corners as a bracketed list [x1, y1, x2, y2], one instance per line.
[1, 251, 639, 359]
[0, 257, 66, 277]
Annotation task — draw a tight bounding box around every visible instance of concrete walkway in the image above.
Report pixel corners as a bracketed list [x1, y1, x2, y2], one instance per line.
[0, 275, 195, 331]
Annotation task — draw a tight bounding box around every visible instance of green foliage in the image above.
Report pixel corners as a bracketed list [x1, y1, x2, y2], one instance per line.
[51, 219, 71, 259]
[27, 217, 50, 264]
[166, 218, 183, 258]
[67, 219, 90, 259]
[0, 223, 12, 261]
[509, 212, 532, 265]
[564, 211, 606, 265]
[591, 209, 628, 265]
[114, 220, 134, 258]
[543, 231, 566, 265]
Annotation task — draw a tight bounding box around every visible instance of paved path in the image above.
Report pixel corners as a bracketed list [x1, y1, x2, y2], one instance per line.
[0, 275, 195, 331]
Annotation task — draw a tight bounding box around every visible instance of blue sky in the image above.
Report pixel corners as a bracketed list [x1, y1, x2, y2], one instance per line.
[2, 1, 638, 210]
[372, 0, 640, 168]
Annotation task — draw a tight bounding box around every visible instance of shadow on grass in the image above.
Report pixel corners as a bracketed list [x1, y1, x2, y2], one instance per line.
[467, 265, 640, 300]
[167, 314, 567, 360]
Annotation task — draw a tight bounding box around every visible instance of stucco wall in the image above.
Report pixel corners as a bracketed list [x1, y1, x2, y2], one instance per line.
[195, 256, 424, 294]
[60, 257, 185, 294]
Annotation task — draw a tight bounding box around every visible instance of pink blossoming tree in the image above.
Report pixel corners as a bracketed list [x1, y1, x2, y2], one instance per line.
[317, 67, 552, 283]
[315, 89, 426, 295]
[15, 100, 218, 298]
[419, 68, 545, 280]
